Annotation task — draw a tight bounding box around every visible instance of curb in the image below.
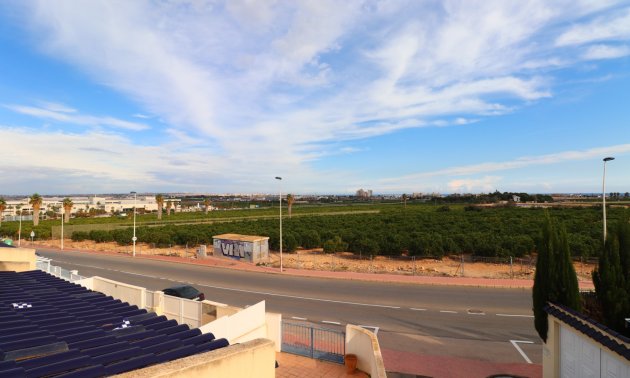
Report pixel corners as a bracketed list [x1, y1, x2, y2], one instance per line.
[34, 244, 595, 290]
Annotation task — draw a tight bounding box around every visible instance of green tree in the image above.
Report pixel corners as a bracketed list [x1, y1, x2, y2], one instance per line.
[533, 213, 581, 342]
[203, 198, 212, 215]
[0, 197, 6, 227]
[62, 198, 73, 224]
[593, 213, 630, 335]
[29, 193, 43, 226]
[287, 194, 295, 218]
[155, 194, 164, 220]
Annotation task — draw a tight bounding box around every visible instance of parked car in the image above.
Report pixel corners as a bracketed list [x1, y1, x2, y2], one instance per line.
[162, 284, 205, 301]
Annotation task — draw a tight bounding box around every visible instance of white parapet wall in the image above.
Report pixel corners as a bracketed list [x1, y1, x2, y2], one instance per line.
[76, 276, 146, 310]
[0, 247, 36, 272]
[345, 324, 387, 378]
[266, 312, 282, 352]
[199, 301, 280, 350]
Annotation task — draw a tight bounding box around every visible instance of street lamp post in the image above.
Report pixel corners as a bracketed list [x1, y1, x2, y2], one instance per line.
[602, 157, 615, 242]
[17, 206, 22, 247]
[61, 208, 64, 250]
[275, 176, 283, 272]
[131, 191, 137, 257]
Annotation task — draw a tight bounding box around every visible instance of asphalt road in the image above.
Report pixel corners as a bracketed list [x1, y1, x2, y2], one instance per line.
[36, 249, 542, 364]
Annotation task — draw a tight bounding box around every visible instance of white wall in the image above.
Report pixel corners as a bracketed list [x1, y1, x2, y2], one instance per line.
[345, 324, 387, 378]
[89, 276, 146, 309]
[199, 301, 269, 345]
[558, 323, 629, 378]
[266, 312, 282, 352]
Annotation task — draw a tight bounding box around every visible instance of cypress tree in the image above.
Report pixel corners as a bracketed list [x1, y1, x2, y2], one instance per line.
[593, 213, 630, 335]
[533, 213, 581, 342]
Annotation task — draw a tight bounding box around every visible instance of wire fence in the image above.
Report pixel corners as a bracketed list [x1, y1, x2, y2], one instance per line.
[265, 251, 598, 278]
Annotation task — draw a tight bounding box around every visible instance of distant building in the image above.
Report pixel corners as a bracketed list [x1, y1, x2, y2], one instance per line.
[0, 195, 182, 220]
[355, 189, 372, 198]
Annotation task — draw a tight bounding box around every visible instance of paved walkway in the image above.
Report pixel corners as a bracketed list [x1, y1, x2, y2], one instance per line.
[381, 349, 541, 378]
[276, 352, 368, 378]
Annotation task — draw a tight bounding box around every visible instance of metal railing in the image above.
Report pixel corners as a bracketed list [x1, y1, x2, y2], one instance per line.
[281, 321, 345, 363]
[36, 256, 86, 282]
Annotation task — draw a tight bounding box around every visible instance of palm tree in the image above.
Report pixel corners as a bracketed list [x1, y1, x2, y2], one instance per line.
[166, 200, 172, 216]
[62, 198, 73, 223]
[203, 198, 212, 215]
[402, 193, 408, 208]
[287, 194, 295, 218]
[0, 197, 6, 227]
[29, 193, 43, 226]
[155, 194, 164, 220]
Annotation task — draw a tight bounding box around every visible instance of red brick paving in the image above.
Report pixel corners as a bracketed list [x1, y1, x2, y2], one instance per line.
[381, 349, 542, 378]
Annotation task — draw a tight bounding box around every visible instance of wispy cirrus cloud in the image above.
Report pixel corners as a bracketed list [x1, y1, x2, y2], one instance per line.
[5, 104, 149, 131]
[2, 1, 630, 193]
[381, 144, 630, 184]
[583, 44, 630, 60]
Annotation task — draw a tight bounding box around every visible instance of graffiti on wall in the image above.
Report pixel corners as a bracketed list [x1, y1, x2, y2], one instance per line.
[218, 240, 249, 259]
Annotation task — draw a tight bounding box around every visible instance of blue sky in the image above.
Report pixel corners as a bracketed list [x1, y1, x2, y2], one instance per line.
[0, 1, 629, 195]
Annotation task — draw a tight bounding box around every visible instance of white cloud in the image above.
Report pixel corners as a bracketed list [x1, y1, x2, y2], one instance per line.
[3, 1, 630, 193]
[382, 144, 630, 183]
[4, 104, 149, 131]
[556, 7, 630, 46]
[448, 176, 502, 193]
[583, 44, 630, 60]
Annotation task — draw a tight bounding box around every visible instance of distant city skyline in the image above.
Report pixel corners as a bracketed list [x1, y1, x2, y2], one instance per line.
[0, 1, 629, 195]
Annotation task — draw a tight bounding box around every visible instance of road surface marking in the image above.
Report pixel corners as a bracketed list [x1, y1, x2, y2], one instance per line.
[439, 310, 458, 314]
[467, 309, 486, 315]
[410, 308, 427, 311]
[322, 321, 341, 325]
[44, 261, 402, 309]
[358, 325, 380, 335]
[496, 314, 534, 318]
[291, 317, 308, 321]
[510, 340, 534, 364]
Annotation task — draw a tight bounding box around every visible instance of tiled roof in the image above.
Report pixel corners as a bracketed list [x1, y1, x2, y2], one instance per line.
[0, 270, 229, 377]
[544, 302, 630, 361]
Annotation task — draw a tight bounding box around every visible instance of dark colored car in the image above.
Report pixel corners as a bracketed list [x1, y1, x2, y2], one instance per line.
[162, 284, 205, 301]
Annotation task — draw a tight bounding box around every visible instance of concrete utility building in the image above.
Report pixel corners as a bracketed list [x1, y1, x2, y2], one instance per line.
[212, 234, 269, 263]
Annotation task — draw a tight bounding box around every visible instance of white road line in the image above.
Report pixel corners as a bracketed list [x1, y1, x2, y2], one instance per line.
[496, 314, 534, 318]
[510, 340, 534, 364]
[410, 308, 427, 311]
[467, 311, 486, 315]
[439, 310, 458, 314]
[46, 261, 402, 309]
[322, 321, 341, 325]
[358, 325, 380, 335]
[291, 317, 308, 321]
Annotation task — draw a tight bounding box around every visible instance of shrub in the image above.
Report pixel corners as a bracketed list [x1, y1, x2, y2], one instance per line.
[301, 230, 321, 249]
[71, 231, 89, 242]
[89, 230, 114, 243]
[323, 236, 347, 254]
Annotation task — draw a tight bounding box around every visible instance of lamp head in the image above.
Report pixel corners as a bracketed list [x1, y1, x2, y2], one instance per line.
[603, 157, 615, 162]
[275, 176, 282, 180]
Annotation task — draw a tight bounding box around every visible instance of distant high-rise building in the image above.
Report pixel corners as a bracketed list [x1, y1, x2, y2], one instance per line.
[355, 189, 372, 198]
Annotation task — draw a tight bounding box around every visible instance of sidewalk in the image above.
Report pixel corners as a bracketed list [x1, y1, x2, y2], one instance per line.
[276, 352, 367, 378]
[381, 349, 542, 378]
[37, 243, 594, 290]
